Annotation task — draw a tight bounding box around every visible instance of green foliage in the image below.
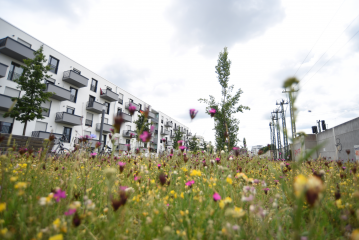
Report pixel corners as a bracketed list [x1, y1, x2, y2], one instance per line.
[199, 47, 249, 150]
[134, 113, 150, 136]
[172, 128, 183, 149]
[259, 144, 271, 154]
[3, 46, 53, 135]
[243, 138, 247, 148]
[188, 135, 199, 152]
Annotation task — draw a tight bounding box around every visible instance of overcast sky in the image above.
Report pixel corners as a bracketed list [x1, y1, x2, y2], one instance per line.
[2, 0, 359, 149]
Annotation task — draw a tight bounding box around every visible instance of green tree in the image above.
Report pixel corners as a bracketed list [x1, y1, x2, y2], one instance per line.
[4, 46, 53, 135]
[188, 135, 199, 152]
[134, 113, 150, 136]
[199, 47, 249, 150]
[172, 128, 183, 149]
[243, 138, 247, 148]
[202, 139, 207, 151]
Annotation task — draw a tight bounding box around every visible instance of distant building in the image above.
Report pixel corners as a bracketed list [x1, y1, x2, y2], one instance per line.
[251, 145, 263, 155]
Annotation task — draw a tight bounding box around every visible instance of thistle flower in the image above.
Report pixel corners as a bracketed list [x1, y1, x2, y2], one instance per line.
[233, 147, 240, 157]
[126, 144, 131, 151]
[209, 108, 216, 117]
[185, 180, 195, 187]
[118, 162, 126, 173]
[54, 189, 66, 202]
[263, 188, 270, 195]
[49, 134, 56, 142]
[159, 172, 167, 186]
[179, 145, 186, 152]
[91, 152, 97, 159]
[95, 141, 102, 148]
[140, 131, 152, 142]
[64, 209, 76, 216]
[189, 108, 198, 120]
[213, 192, 221, 201]
[72, 212, 81, 227]
[113, 114, 124, 133]
[178, 140, 183, 146]
[128, 103, 137, 116]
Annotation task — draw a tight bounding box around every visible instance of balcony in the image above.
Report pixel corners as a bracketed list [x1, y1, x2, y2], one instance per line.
[125, 102, 140, 111]
[0, 37, 35, 62]
[188, 132, 192, 136]
[31, 131, 63, 143]
[151, 117, 158, 123]
[100, 88, 119, 102]
[170, 134, 175, 138]
[96, 123, 113, 133]
[122, 112, 132, 122]
[0, 63, 8, 78]
[86, 101, 105, 114]
[166, 140, 173, 146]
[0, 94, 14, 111]
[161, 129, 170, 135]
[165, 121, 173, 127]
[123, 130, 137, 138]
[148, 112, 156, 119]
[151, 137, 158, 144]
[55, 112, 82, 126]
[116, 143, 128, 151]
[44, 83, 71, 101]
[62, 70, 89, 88]
[181, 128, 186, 133]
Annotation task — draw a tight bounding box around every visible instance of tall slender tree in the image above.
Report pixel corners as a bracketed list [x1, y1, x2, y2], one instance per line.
[4, 46, 53, 135]
[199, 47, 249, 150]
[188, 135, 199, 152]
[172, 128, 183, 149]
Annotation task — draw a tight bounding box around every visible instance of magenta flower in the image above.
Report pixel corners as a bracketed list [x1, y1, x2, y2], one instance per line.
[120, 186, 128, 191]
[125, 144, 131, 151]
[209, 108, 216, 117]
[177, 140, 184, 146]
[134, 176, 140, 181]
[128, 103, 137, 116]
[263, 188, 270, 195]
[150, 125, 155, 132]
[54, 189, 66, 202]
[91, 152, 97, 159]
[95, 141, 101, 148]
[213, 192, 221, 201]
[215, 158, 220, 162]
[140, 131, 152, 142]
[64, 209, 76, 216]
[179, 145, 186, 152]
[185, 180, 195, 187]
[189, 109, 198, 120]
[158, 164, 161, 169]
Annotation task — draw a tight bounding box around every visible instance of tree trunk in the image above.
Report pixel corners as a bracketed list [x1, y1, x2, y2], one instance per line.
[23, 121, 27, 136]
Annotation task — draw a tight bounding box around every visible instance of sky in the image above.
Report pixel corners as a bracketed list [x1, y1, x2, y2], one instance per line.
[2, 0, 359, 149]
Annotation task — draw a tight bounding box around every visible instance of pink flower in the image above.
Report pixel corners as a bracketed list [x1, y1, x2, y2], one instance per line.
[119, 186, 128, 191]
[134, 176, 140, 181]
[118, 162, 126, 167]
[179, 145, 186, 152]
[54, 189, 66, 202]
[186, 180, 195, 187]
[140, 131, 151, 142]
[209, 108, 216, 117]
[64, 209, 76, 216]
[91, 152, 97, 158]
[177, 140, 183, 146]
[95, 141, 101, 148]
[213, 192, 221, 201]
[189, 109, 198, 120]
[158, 164, 161, 169]
[128, 103, 137, 116]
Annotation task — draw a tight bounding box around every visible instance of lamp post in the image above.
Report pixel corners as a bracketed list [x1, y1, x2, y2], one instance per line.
[99, 106, 106, 151]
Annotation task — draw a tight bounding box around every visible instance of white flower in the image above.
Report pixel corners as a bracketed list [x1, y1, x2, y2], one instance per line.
[85, 199, 96, 209]
[172, 171, 178, 175]
[221, 150, 225, 154]
[39, 197, 47, 206]
[224, 146, 227, 149]
[125, 187, 135, 193]
[229, 157, 233, 161]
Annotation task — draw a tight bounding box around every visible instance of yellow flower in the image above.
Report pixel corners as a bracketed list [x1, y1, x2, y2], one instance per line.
[190, 170, 202, 177]
[181, 167, 188, 172]
[233, 207, 245, 218]
[180, 210, 185, 216]
[10, 176, 18, 182]
[49, 234, 63, 240]
[36, 232, 43, 239]
[219, 200, 225, 209]
[53, 218, 61, 229]
[0, 203, 6, 212]
[14, 182, 27, 189]
[226, 177, 233, 185]
[351, 229, 359, 240]
[293, 174, 308, 197]
[335, 199, 344, 209]
[223, 197, 232, 204]
[142, 212, 148, 217]
[180, 192, 184, 199]
[1, 228, 8, 236]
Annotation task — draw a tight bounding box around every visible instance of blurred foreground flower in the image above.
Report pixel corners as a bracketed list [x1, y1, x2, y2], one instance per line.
[189, 109, 198, 120]
[209, 108, 216, 117]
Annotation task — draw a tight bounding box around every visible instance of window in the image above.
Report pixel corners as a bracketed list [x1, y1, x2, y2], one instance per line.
[126, 125, 131, 130]
[84, 130, 91, 137]
[73, 68, 81, 75]
[70, 88, 78, 103]
[161, 116, 163, 124]
[118, 93, 123, 104]
[139, 104, 142, 111]
[0, 122, 12, 134]
[85, 113, 93, 126]
[41, 101, 51, 117]
[117, 108, 122, 115]
[90, 79, 97, 92]
[129, 99, 133, 103]
[66, 106, 75, 115]
[63, 127, 72, 143]
[35, 121, 47, 132]
[17, 38, 31, 48]
[104, 102, 110, 114]
[48, 56, 59, 74]
[174, 123, 176, 129]
[89, 95, 95, 102]
[126, 139, 130, 144]
[7, 62, 23, 81]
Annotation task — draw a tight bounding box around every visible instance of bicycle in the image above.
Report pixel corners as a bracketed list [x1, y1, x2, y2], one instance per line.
[97, 145, 112, 157]
[52, 135, 70, 156]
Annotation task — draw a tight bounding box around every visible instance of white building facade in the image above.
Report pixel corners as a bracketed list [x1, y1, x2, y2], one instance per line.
[0, 18, 190, 153]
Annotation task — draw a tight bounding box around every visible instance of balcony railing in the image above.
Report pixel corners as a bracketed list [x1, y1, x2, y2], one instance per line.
[86, 101, 105, 114]
[85, 119, 92, 126]
[100, 88, 119, 102]
[161, 129, 170, 135]
[62, 70, 89, 88]
[0, 37, 35, 62]
[0, 94, 14, 112]
[116, 143, 128, 151]
[44, 83, 71, 101]
[0, 63, 8, 78]
[31, 131, 63, 143]
[165, 121, 173, 127]
[96, 123, 113, 133]
[166, 140, 173, 146]
[188, 132, 192, 136]
[123, 130, 137, 138]
[125, 102, 140, 111]
[55, 112, 82, 126]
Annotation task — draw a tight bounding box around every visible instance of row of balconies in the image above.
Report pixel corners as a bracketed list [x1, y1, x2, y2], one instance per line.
[160, 124, 192, 137]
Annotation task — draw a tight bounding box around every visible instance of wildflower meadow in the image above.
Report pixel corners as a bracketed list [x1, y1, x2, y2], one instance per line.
[1, 132, 359, 240]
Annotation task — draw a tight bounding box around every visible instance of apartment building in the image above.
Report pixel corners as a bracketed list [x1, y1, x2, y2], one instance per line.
[0, 18, 189, 153]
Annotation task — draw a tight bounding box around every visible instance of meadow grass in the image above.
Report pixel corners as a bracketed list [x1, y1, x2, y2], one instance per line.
[0, 140, 359, 240]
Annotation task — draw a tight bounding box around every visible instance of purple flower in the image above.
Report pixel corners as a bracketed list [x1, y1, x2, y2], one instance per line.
[186, 180, 195, 187]
[91, 152, 97, 159]
[64, 209, 76, 216]
[140, 131, 151, 142]
[128, 103, 137, 116]
[179, 145, 186, 152]
[213, 192, 221, 201]
[54, 189, 66, 202]
[90, 133, 97, 139]
[178, 140, 183, 146]
[189, 109, 198, 120]
[209, 108, 216, 117]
